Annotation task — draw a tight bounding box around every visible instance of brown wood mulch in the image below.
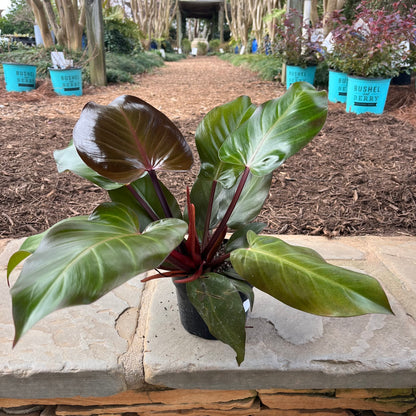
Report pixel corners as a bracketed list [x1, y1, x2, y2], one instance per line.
[1, 56, 415, 239]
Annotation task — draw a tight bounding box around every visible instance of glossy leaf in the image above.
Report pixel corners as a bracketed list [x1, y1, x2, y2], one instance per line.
[230, 232, 393, 317]
[225, 223, 266, 252]
[7, 217, 89, 282]
[7, 230, 49, 283]
[191, 172, 271, 234]
[223, 173, 272, 229]
[228, 278, 254, 312]
[54, 142, 122, 190]
[219, 82, 328, 176]
[73, 95, 193, 184]
[109, 174, 182, 231]
[11, 202, 187, 344]
[195, 95, 256, 188]
[187, 273, 246, 365]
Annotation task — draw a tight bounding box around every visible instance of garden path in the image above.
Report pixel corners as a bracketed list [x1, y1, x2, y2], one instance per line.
[1, 56, 415, 238]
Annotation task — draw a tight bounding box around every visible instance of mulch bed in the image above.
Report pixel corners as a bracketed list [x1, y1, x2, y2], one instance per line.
[1, 57, 415, 239]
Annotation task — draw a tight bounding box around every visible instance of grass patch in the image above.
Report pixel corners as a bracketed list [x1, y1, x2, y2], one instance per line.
[219, 53, 282, 82]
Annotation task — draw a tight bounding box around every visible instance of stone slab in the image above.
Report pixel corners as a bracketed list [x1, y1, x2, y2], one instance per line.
[144, 236, 416, 390]
[1, 236, 416, 397]
[0, 239, 145, 399]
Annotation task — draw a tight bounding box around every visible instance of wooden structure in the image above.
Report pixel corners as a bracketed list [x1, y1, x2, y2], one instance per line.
[177, 0, 225, 46]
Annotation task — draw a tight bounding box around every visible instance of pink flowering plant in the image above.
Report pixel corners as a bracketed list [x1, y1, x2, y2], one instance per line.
[273, 9, 323, 67]
[324, 1, 416, 78]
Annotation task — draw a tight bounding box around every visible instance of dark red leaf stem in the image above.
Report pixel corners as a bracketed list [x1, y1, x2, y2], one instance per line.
[148, 169, 173, 218]
[141, 269, 186, 283]
[206, 226, 227, 264]
[202, 180, 217, 249]
[125, 184, 159, 222]
[185, 188, 202, 264]
[168, 249, 197, 272]
[202, 166, 251, 258]
[173, 261, 205, 284]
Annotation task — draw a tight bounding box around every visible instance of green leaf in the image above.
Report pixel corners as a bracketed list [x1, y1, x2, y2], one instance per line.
[228, 278, 254, 312]
[226, 223, 266, 252]
[187, 273, 247, 365]
[7, 231, 48, 284]
[225, 173, 272, 228]
[195, 95, 256, 188]
[7, 217, 89, 282]
[191, 172, 271, 234]
[109, 174, 182, 231]
[11, 202, 187, 345]
[73, 95, 193, 184]
[219, 82, 328, 176]
[230, 232, 393, 317]
[54, 142, 122, 190]
[190, 177, 222, 234]
[191, 170, 272, 231]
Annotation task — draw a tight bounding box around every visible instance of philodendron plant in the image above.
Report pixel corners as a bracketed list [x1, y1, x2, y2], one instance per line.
[8, 82, 392, 365]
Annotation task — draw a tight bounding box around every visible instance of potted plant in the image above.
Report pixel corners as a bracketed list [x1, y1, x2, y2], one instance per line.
[7, 83, 393, 365]
[321, 16, 349, 104]
[49, 51, 83, 96]
[326, 1, 416, 113]
[1, 43, 37, 92]
[273, 8, 323, 89]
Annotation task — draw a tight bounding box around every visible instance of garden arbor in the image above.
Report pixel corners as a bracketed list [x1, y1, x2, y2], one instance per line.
[177, 0, 225, 46]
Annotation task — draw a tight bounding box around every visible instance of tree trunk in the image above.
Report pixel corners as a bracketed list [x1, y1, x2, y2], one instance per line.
[323, 0, 345, 35]
[85, 0, 106, 86]
[27, 0, 54, 47]
[218, 1, 224, 43]
[27, 0, 84, 50]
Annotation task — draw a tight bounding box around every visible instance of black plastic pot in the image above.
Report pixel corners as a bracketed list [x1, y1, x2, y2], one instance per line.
[391, 71, 412, 86]
[174, 281, 250, 340]
[174, 281, 216, 339]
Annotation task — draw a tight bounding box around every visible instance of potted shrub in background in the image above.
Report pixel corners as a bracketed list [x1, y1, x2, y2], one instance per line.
[49, 51, 83, 96]
[2, 61, 37, 92]
[7, 83, 393, 365]
[1, 43, 37, 92]
[273, 8, 323, 89]
[328, 1, 416, 114]
[322, 16, 349, 104]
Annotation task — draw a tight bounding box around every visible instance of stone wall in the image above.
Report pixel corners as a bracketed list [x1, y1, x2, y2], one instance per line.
[1, 388, 416, 416]
[2, 237, 416, 416]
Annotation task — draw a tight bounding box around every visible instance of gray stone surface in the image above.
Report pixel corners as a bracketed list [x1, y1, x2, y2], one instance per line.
[143, 236, 416, 390]
[0, 239, 145, 399]
[1, 235, 416, 397]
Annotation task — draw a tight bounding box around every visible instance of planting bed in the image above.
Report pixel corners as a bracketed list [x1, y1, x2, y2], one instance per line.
[0, 56, 415, 238]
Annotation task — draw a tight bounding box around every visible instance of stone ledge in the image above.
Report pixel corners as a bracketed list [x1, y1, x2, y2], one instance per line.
[0, 240, 146, 398]
[144, 236, 416, 390]
[0, 388, 415, 416]
[0, 236, 415, 399]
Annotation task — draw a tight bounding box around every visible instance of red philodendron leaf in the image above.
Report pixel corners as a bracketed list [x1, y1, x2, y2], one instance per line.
[73, 95, 193, 184]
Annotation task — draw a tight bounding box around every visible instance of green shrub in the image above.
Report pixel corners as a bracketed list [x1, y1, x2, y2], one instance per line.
[160, 39, 174, 53]
[106, 68, 133, 83]
[103, 6, 142, 54]
[164, 52, 187, 62]
[220, 53, 282, 81]
[104, 28, 135, 54]
[197, 41, 207, 55]
[209, 39, 221, 52]
[105, 52, 164, 83]
[182, 38, 191, 54]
